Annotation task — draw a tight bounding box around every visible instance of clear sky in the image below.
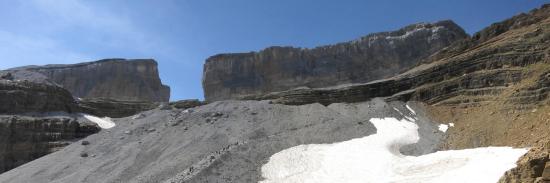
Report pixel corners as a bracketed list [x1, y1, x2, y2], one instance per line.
[0, 0, 548, 101]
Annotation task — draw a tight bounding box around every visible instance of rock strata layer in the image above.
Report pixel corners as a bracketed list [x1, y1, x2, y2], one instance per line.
[0, 80, 78, 114]
[0, 115, 100, 173]
[203, 20, 468, 101]
[247, 5, 550, 108]
[78, 98, 159, 118]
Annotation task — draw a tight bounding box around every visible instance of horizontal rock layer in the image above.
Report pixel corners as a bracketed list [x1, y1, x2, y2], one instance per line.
[78, 98, 159, 118]
[0, 115, 100, 173]
[203, 20, 468, 101]
[0, 80, 78, 114]
[169, 99, 206, 109]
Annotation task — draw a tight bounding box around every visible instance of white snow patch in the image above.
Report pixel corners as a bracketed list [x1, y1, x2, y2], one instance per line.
[439, 123, 455, 132]
[260, 117, 527, 183]
[438, 124, 449, 132]
[81, 114, 115, 129]
[393, 107, 404, 115]
[404, 116, 416, 122]
[406, 104, 416, 115]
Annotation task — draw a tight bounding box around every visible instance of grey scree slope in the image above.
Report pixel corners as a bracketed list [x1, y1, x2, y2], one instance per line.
[0, 99, 444, 183]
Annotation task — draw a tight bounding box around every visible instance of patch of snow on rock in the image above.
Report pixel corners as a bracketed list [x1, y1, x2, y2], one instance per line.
[438, 124, 449, 132]
[406, 104, 416, 115]
[81, 114, 115, 129]
[393, 107, 403, 115]
[260, 117, 527, 183]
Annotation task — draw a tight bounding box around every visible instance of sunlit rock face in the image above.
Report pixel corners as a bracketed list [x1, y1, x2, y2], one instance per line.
[7, 58, 170, 102]
[203, 20, 468, 101]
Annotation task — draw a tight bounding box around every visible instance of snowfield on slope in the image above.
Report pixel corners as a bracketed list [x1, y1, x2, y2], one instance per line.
[81, 113, 116, 129]
[260, 117, 527, 183]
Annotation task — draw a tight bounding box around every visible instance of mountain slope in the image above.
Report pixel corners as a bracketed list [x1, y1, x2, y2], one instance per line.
[0, 100, 446, 183]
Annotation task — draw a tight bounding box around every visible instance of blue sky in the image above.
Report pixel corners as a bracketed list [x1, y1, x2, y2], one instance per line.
[0, 0, 548, 101]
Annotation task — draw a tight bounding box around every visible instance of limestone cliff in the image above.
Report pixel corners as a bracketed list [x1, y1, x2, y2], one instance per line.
[202, 20, 468, 101]
[12, 59, 170, 102]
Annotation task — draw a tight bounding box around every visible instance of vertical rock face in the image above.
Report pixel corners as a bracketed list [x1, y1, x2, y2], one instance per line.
[0, 115, 100, 173]
[16, 59, 170, 102]
[202, 20, 468, 101]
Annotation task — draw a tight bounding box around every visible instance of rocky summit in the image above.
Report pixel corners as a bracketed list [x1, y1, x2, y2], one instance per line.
[1, 3, 550, 183]
[203, 20, 468, 101]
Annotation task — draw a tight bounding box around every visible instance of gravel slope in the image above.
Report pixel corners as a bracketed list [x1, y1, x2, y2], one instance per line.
[0, 99, 443, 183]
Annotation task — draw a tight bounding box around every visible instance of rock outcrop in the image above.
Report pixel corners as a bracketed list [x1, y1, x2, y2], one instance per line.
[0, 78, 102, 174]
[498, 142, 550, 183]
[169, 99, 206, 109]
[203, 20, 468, 101]
[8, 59, 170, 102]
[0, 80, 78, 114]
[0, 115, 100, 173]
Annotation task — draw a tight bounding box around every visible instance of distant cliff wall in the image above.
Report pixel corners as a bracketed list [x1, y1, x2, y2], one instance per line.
[202, 20, 468, 101]
[19, 59, 170, 102]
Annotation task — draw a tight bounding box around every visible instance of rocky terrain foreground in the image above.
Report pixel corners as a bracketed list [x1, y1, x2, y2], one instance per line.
[0, 100, 448, 183]
[1, 3, 550, 183]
